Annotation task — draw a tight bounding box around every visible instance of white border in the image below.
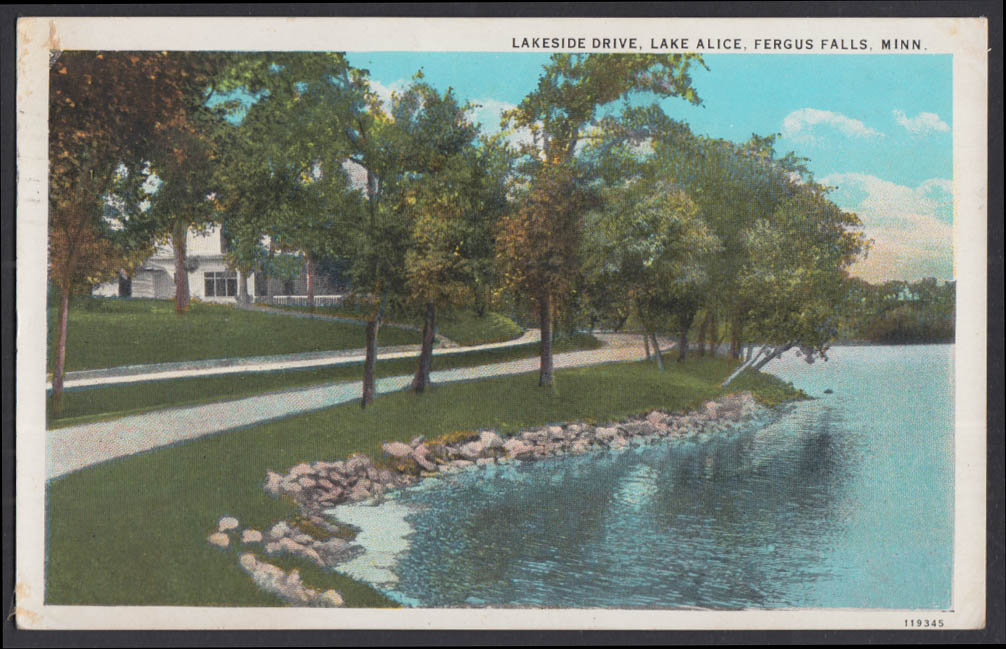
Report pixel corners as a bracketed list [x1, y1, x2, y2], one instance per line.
[15, 16, 989, 630]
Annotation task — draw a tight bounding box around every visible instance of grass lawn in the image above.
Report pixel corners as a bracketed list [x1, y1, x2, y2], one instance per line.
[46, 356, 804, 608]
[266, 304, 524, 347]
[47, 297, 422, 372]
[47, 334, 603, 428]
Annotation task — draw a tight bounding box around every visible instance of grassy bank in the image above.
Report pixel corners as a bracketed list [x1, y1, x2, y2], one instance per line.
[47, 297, 422, 372]
[47, 334, 602, 428]
[263, 304, 524, 347]
[46, 357, 803, 608]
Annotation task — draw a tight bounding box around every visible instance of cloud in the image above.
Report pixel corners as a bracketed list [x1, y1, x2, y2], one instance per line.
[468, 97, 535, 150]
[821, 172, 954, 283]
[781, 108, 883, 143]
[367, 78, 409, 113]
[892, 109, 950, 135]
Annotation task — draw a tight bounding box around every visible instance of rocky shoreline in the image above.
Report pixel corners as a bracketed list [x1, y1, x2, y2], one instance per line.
[206, 391, 769, 606]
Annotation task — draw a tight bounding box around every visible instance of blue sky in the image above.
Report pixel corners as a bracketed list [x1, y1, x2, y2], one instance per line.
[346, 52, 955, 284]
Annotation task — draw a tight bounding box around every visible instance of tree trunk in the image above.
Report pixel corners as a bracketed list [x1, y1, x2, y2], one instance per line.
[678, 323, 689, 363]
[361, 296, 385, 409]
[729, 315, 742, 360]
[538, 290, 554, 387]
[721, 342, 795, 387]
[697, 312, 709, 357]
[172, 220, 190, 314]
[305, 253, 315, 313]
[238, 270, 250, 304]
[643, 332, 651, 359]
[412, 301, 436, 393]
[651, 331, 665, 371]
[50, 284, 71, 414]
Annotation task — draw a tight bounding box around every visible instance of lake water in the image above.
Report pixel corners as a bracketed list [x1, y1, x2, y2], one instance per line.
[330, 345, 954, 609]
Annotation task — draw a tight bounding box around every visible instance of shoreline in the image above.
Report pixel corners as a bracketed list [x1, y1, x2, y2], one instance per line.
[204, 390, 788, 607]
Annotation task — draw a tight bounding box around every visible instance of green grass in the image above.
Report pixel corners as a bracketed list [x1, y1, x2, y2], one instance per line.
[47, 334, 601, 428]
[265, 303, 524, 347]
[48, 297, 422, 372]
[46, 356, 803, 608]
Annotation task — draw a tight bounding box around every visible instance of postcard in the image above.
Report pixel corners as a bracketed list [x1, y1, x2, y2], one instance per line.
[15, 15, 989, 631]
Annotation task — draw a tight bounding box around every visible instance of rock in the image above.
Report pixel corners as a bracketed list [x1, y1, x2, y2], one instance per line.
[646, 411, 666, 425]
[409, 435, 425, 447]
[207, 532, 230, 548]
[280, 480, 303, 494]
[269, 521, 291, 539]
[458, 440, 485, 459]
[289, 462, 314, 477]
[823, 388, 834, 394]
[264, 542, 281, 554]
[479, 431, 504, 449]
[503, 438, 533, 458]
[264, 472, 284, 496]
[218, 516, 239, 532]
[382, 441, 413, 459]
[349, 484, 371, 501]
[345, 455, 370, 474]
[595, 427, 619, 441]
[412, 445, 437, 471]
[293, 533, 314, 545]
[241, 529, 263, 544]
[238, 553, 338, 606]
[476, 458, 494, 466]
[298, 477, 316, 488]
[704, 401, 719, 417]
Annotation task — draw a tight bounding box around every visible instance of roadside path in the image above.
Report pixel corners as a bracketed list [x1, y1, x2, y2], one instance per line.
[52, 330, 540, 391]
[233, 303, 457, 347]
[47, 334, 672, 480]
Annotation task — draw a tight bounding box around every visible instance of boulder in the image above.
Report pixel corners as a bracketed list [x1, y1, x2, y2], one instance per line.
[298, 477, 317, 488]
[503, 438, 533, 458]
[218, 516, 239, 532]
[382, 441, 413, 459]
[646, 411, 666, 425]
[288, 462, 314, 477]
[479, 431, 504, 449]
[459, 440, 485, 460]
[264, 472, 284, 496]
[207, 532, 230, 548]
[269, 521, 291, 539]
[241, 529, 263, 544]
[319, 590, 345, 607]
[349, 484, 371, 501]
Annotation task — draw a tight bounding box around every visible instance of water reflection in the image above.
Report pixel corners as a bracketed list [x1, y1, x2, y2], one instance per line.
[336, 346, 953, 609]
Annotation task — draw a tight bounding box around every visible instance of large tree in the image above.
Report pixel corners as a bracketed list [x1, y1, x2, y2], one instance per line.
[721, 182, 867, 386]
[500, 53, 704, 385]
[48, 51, 215, 409]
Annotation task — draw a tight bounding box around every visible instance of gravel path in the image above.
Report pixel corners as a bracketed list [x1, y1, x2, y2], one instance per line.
[46, 333, 671, 480]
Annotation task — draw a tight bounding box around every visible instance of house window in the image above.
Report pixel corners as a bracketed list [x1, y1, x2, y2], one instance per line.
[204, 271, 238, 297]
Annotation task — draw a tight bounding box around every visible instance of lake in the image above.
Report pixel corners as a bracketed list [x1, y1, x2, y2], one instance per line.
[329, 344, 954, 609]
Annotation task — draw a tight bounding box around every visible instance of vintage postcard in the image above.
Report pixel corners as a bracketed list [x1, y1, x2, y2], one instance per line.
[15, 15, 989, 631]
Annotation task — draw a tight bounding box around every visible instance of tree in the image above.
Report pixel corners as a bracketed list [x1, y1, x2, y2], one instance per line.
[47, 51, 212, 410]
[391, 80, 502, 393]
[721, 183, 867, 386]
[501, 53, 704, 385]
[584, 174, 718, 370]
[497, 161, 594, 386]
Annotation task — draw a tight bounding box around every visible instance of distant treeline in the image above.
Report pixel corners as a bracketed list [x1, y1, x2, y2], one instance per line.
[837, 277, 955, 344]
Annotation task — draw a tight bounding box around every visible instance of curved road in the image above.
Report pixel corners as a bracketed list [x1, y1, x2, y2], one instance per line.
[46, 333, 672, 480]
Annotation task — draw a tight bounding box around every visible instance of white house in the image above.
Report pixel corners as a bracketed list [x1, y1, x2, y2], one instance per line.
[92, 225, 347, 303]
